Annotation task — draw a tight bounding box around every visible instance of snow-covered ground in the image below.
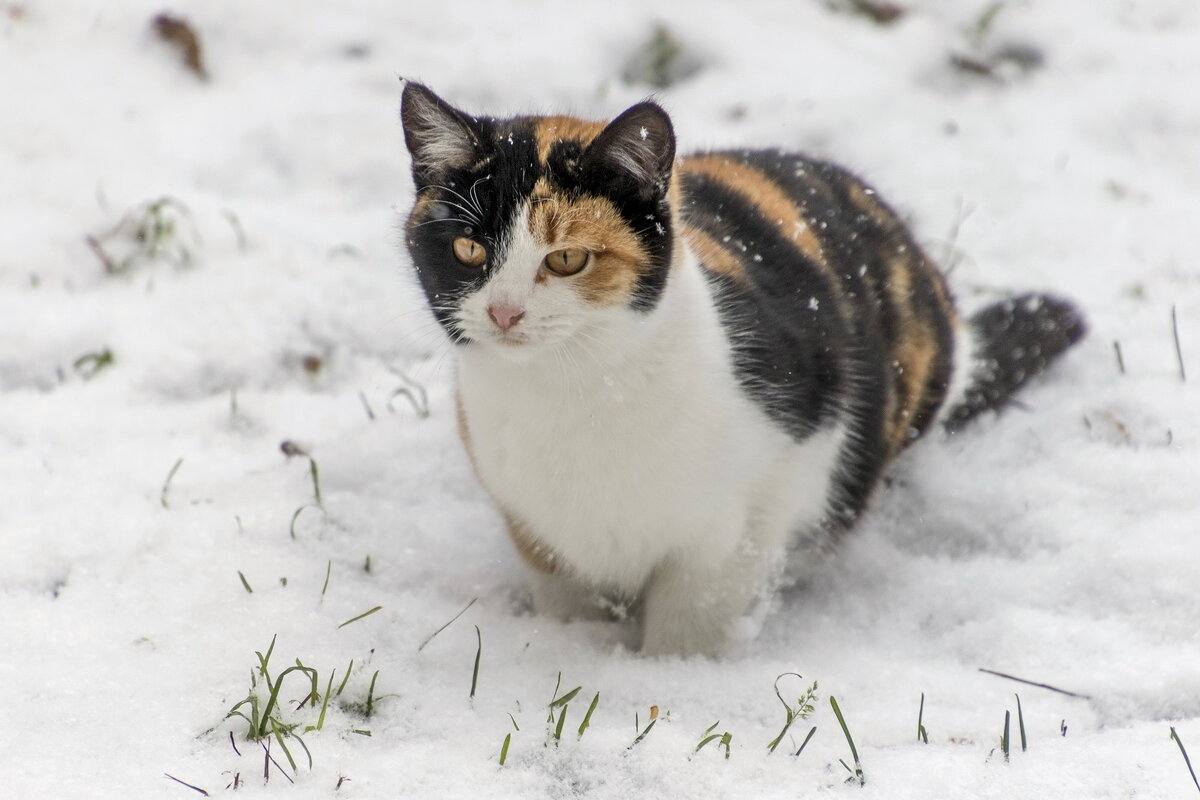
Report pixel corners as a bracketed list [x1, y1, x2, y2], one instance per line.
[2, 1, 1198, 797]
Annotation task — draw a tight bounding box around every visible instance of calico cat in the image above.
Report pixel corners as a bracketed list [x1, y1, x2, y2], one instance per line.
[399, 82, 1085, 657]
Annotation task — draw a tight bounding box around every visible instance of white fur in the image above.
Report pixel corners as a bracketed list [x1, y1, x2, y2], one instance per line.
[935, 314, 980, 428]
[455, 212, 847, 657]
[406, 93, 477, 174]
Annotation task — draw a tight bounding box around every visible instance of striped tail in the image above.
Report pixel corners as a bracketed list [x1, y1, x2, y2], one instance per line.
[942, 293, 1087, 431]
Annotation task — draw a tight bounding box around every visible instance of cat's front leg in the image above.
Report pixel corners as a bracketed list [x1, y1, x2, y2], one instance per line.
[640, 543, 773, 658]
[527, 568, 612, 622]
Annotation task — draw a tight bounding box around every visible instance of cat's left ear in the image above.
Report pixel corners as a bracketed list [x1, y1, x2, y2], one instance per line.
[401, 81, 485, 185]
[581, 101, 675, 201]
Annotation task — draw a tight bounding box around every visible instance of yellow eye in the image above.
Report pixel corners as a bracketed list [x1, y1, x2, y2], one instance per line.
[452, 237, 487, 267]
[543, 247, 590, 276]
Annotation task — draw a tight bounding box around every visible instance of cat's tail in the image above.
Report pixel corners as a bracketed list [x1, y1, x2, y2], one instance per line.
[940, 293, 1087, 432]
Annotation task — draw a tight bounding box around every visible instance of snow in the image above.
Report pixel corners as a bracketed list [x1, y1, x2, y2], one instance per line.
[2, 0, 1199, 797]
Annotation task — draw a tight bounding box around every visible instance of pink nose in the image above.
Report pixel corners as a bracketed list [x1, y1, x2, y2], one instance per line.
[488, 305, 525, 332]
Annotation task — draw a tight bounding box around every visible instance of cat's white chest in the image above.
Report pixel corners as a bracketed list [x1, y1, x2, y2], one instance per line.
[458, 350, 754, 592]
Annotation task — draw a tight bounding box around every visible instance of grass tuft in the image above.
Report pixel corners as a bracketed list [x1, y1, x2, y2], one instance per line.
[387, 368, 431, 418]
[629, 706, 661, 750]
[828, 0, 906, 26]
[546, 672, 582, 744]
[695, 721, 733, 759]
[620, 23, 704, 89]
[87, 196, 197, 274]
[768, 673, 819, 754]
[74, 348, 115, 380]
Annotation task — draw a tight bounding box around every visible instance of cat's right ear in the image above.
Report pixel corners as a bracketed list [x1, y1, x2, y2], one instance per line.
[401, 82, 484, 185]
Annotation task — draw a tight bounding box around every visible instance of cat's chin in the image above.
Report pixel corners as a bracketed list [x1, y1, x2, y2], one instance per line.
[474, 336, 552, 363]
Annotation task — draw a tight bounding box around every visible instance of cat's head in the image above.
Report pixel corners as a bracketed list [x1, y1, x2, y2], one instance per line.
[400, 82, 677, 360]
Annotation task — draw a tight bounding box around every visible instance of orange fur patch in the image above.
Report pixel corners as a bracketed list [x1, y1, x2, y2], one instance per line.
[682, 226, 745, 280]
[533, 116, 606, 164]
[527, 192, 649, 305]
[680, 154, 830, 274]
[505, 512, 559, 574]
[887, 329, 938, 454]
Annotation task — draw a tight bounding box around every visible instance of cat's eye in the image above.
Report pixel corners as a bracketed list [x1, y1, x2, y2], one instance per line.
[452, 237, 487, 267]
[543, 247, 590, 276]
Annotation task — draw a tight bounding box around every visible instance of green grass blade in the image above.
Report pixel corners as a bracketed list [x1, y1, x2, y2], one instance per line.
[1016, 694, 1027, 752]
[550, 686, 581, 709]
[162, 773, 209, 796]
[315, 669, 335, 731]
[289, 504, 321, 539]
[1170, 727, 1200, 794]
[237, 571, 253, 594]
[577, 692, 600, 739]
[793, 726, 817, 757]
[830, 696, 864, 786]
[258, 665, 317, 738]
[499, 732, 512, 766]
[470, 625, 482, 699]
[161, 457, 183, 508]
[547, 672, 563, 723]
[418, 597, 478, 652]
[629, 719, 658, 750]
[307, 457, 322, 506]
[320, 560, 332, 598]
[553, 705, 568, 743]
[289, 730, 313, 770]
[337, 605, 383, 629]
[256, 635, 277, 682]
[336, 660, 353, 696]
[1001, 709, 1011, 761]
[269, 720, 298, 773]
[365, 670, 379, 717]
[918, 692, 929, 744]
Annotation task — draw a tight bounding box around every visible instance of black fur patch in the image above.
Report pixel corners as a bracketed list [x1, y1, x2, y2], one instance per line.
[943, 294, 1087, 430]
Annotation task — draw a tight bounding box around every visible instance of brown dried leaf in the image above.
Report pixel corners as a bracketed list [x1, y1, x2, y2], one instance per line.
[152, 13, 208, 80]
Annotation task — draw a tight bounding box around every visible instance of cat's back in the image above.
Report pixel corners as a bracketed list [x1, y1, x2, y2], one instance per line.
[676, 148, 957, 511]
